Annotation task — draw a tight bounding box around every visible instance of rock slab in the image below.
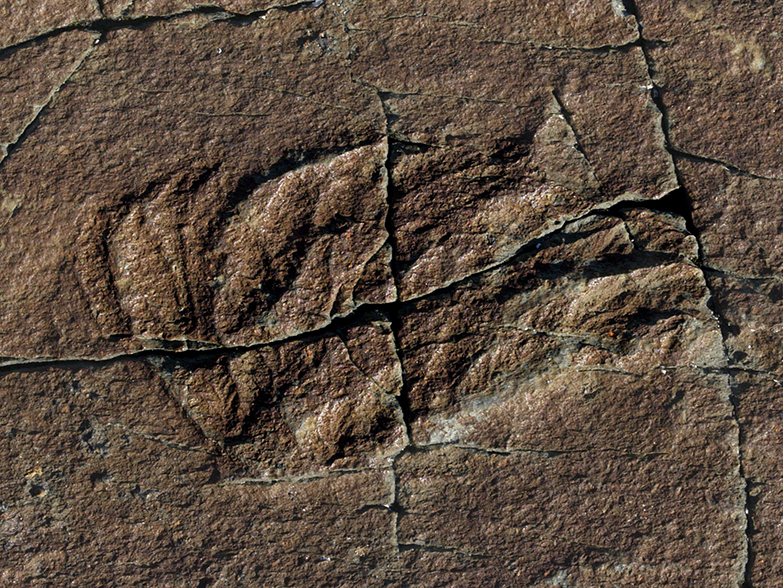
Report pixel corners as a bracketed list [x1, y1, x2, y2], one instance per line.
[3, 0, 779, 585]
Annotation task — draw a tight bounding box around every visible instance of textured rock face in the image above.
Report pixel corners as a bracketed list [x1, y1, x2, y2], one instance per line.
[0, 0, 779, 586]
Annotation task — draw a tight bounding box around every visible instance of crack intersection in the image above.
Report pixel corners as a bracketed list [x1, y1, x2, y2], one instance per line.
[0, 3, 767, 583]
[0, 189, 688, 372]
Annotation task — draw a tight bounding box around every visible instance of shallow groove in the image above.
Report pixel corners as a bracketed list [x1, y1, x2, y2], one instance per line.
[0, 39, 97, 170]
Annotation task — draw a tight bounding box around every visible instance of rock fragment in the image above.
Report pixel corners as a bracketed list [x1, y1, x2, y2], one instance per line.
[395, 444, 744, 586]
[0, 11, 388, 361]
[732, 371, 783, 588]
[0, 1, 98, 49]
[155, 317, 406, 475]
[0, 31, 95, 163]
[618, 206, 699, 262]
[397, 215, 726, 445]
[679, 157, 783, 278]
[344, 0, 639, 50]
[0, 361, 396, 587]
[707, 274, 783, 376]
[344, 3, 675, 298]
[637, 0, 783, 177]
[387, 211, 746, 581]
[674, 120, 783, 586]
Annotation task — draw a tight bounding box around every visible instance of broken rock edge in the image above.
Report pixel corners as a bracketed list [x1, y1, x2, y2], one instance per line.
[0, 188, 687, 371]
[1, 0, 650, 57]
[622, 1, 750, 583]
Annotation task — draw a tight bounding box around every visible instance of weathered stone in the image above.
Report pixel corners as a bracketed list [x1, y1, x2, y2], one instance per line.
[1, 0, 773, 585]
[0, 3, 679, 359]
[353, 18, 677, 297]
[668, 86, 783, 588]
[108, 140, 393, 347]
[0, 31, 95, 163]
[348, 10, 670, 187]
[397, 214, 725, 445]
[635, 0, 779, 46]
[388, 130, 602, 299]
[154, 317, 406, 475]
[0, 362, 396, 587]
[731, 371, 783, 588]
[0, 11, 388, 362]
[745, 480, 783, 588]
[638, 0, 783, 177]
[707, 273, 783, 377]
[395, 445, 744, 586]
[343, 0, 639, 50]
[679, 156, 783, 278]
[619, 206, 699, 262]
[0, 1, 97, 49]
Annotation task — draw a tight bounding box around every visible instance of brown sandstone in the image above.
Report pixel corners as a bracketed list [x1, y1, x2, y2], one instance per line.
[2, 0, 780, 586]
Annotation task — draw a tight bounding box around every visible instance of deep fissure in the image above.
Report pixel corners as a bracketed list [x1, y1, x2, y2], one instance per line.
[0, 192, 702, 373]
[620, 3, 753, 581]
[0, 0, 326, 57]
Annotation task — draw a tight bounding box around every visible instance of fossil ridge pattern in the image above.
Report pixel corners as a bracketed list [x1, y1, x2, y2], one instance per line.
[1, 1, 780, 586]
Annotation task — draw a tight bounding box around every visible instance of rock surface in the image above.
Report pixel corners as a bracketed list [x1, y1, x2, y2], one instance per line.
[638, 0, 783, 178]
[0, 0, 779, 585]
[678, 152, 783, 586]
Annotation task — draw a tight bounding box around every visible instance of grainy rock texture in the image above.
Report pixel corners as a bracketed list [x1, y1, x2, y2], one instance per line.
[678, 153, 783, 587]
[0, 0, 778, 586]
